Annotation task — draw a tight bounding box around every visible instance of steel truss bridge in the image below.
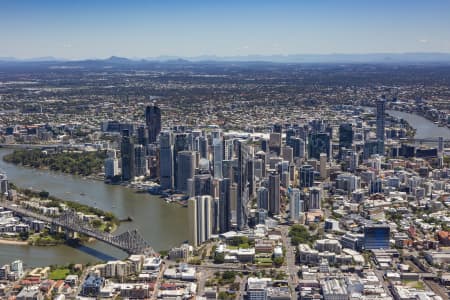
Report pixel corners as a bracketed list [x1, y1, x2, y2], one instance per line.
[0, 200, 153, 255]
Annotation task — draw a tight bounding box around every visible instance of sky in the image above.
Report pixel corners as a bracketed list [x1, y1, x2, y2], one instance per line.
[1, 0, 450, 59]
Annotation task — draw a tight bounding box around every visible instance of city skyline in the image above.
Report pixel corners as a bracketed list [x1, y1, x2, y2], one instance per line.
[1, 0, 450, 59]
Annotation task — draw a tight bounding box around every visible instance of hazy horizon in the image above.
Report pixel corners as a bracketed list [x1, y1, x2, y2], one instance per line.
[1, 0, 450, 59]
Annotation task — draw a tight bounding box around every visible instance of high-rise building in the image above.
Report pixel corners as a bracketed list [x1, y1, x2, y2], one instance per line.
[257, 187, 269, 211]
[218, 178, 231, 233]
[336, 173, 360, 192]
[273, 123, 283, 133]
[159, 131, 173, 189]
[349, 151, 359, 172]
[300, 165, 315, 188]
[176, 151, 196, 193]
[224, 139, 234, 160]
[369, 178, 383, 194]
[319, 153, 327, 180]
[212, 137, 223, 179]
[173, 133, 190, 188]
[192, 174, 212, 196]
[0, 173, 9, 196]
[236, 140, 251, 230]
[121, 129, 135, 181]
[253, 158, 264, 180]
[308, 132, 331, 160]
[291, 137, 306, 159]
[269, 132, 282, 156]
[286, 127, 297, 148]
[281, 146, 294, 164]
[247, 159, 256, 198]
[364, 140, 385, 159]
[290, 188, 303, 222]
[376, 98, 386, 155]
[438, 136, 444, 154]
[137, 125, 149, 146]
[198, 136, 208, 159]
[254, 151, 267, 178]
[145, 105, 161, 143]
[308, 187, 321, 210]
[268, 172, 280, 215]
[364, 224, 390, 250]
[188, 195, 214, 247]
[104, 157, 119, 179]
[134, 145, 147, 177]
[339, 123, 353, 151]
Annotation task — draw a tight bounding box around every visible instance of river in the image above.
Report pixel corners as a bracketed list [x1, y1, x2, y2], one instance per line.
[0, 148, 188, 267]
[386, 110, 450, 139]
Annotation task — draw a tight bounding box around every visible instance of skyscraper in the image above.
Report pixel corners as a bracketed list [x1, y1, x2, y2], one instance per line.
[198, 136, 208, 159]
[290, 188, 303, 222]
[320, 153, 327, 180]
[212, 137, 223, 179]
[308, 132, 331, 160]
[121, 129, 135, 181]
[0, 173, 9, 197]
[145, 104, 161, 143]
[218, 178, 231, 233]
[269, 132, 282, 156]
[282, 146, 294, 164]
[134, 144, 147, 177]
[224, 139, 234, 160]
[308, 187, 321, 210]
[159, 131, 173, 189]
[376, 98, 386, 155]
[268, 172, 280, 215]
[173, 133, 190, 188]
[137, 125, 149, 146]
[257, 186, 269, 211]
[236, 140, 251, 230]
[192, 174, 213, 196]
[339, 123, 353, 151]
[300, 165, 315, 188]
[176, 151, 196, 193]
[291, 137, 306, 159]
[188, 195, 214, 247]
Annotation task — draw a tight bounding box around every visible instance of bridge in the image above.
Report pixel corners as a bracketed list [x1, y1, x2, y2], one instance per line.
[0, 200, 154, 255]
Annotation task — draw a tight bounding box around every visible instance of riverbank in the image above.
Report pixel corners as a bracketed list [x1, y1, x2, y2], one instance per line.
[3, 148, 106, 177]
[387, 110, 450, 139]
[0, 148, 189, 266]
[0, 238, 28, 245]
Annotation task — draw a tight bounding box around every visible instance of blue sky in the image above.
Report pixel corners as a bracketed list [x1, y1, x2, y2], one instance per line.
[1, 0, 450, 59]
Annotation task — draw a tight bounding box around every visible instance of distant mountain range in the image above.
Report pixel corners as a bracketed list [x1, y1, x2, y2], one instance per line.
[1, 53, 450, 64]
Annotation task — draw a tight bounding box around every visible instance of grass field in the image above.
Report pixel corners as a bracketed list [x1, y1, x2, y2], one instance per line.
[49, 268, 70, 280]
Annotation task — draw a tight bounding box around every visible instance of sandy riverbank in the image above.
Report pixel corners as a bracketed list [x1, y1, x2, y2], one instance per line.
[0, 238, 28, 245]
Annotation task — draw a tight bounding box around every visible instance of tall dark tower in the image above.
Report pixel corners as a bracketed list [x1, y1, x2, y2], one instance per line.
[376, 97, 386, 155]
[339, 123, 354, 151]
[121, 129, 135, 181]
[145, 104, 161, 143]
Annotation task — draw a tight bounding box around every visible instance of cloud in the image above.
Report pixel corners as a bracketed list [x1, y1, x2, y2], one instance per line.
[418, 39, 428, 44]
[63, 44, 73, 48]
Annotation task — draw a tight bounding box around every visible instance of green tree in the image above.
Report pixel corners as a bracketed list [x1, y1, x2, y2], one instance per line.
[273, 256, 284, 267]
[214, 252, 225, 264]
[39, 190, 50, 199]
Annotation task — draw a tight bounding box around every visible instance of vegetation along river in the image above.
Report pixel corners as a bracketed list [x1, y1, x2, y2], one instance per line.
[0, 148, 188, 267]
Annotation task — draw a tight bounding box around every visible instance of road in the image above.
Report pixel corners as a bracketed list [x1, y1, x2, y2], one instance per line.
[374, 269, 393, 298]
[280, 226, 298, 300]
[151, 262, 166, 300]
